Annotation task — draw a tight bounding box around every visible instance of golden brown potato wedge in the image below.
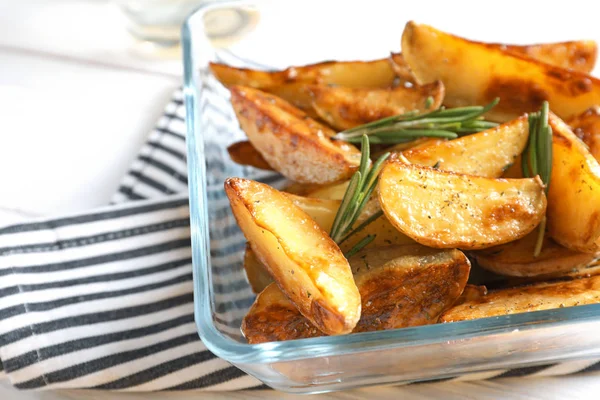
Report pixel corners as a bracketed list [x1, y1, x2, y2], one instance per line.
[401, 115, 528, 177]
[402, 21, 600, 121]
[227, 141, 273, 170]
[308, 81, 444, 131]
[378, 160, 547, 249]
[230, 86, 361, 184]
[440, 274, 600, 322]
[567, 106, 600, 161]
[225, 178, 360, 335]
[211, 59, 398, 115]
[547, 114, 600, 253]
[281, 181, 324, 196]
[473, 231, 597, 277]
[242, 245, 470, 343]
[497, 41, 598, 73]
[210, 58, 397, 89]
[243, 243, 273, 293]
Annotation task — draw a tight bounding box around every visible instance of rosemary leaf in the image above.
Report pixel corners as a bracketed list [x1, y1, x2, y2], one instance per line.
[345, 234, 376, 258]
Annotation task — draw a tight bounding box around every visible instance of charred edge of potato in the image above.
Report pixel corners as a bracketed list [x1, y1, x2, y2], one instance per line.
[227, 141, 273, 170]
[494, 41, 598, 73]
[401, 21, 600, 122]
[567, 106, 600, 162]
[242, 245, 470, 343]
[224, 178, 360, 335]
[307, 81, 445, 131]
[243, 243, 273, 294]
[440, 274, 600, 323]
[378, 159, 547, 250]
[474, 231, 598, 277]
[401, 115, 528, 178]
[229, 85, 361, 185]
[547, 113, 600, 253]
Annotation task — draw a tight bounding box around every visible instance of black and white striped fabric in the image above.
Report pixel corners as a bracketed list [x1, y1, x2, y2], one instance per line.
[1, 88, 600, 392]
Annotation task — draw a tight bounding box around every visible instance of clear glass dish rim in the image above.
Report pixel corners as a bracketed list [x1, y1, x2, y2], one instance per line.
[182, 0, 600, 366]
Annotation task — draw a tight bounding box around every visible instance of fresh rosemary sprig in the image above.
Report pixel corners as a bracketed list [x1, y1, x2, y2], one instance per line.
[521, 101, 553, 257]
[332, 98, 500, 144]
[330, 135, 390, 257]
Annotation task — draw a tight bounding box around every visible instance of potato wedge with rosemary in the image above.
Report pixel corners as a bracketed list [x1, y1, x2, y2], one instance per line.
[402, 21, 600, 121]
[547, 114, 600, 253]
[401, 115, 528, 177]
[242, 245, 470, 343]
[567, 106, 600, 161]
[378, 160, 547, 249]
[225, 178, 360, 335]
[230, 86, 361, 184]
[243, 244, 273, 293]
[473, 231, 597, 277]
[227, 141, 273, 170]
[440, 274, 600, 323]
[308, 81, 445, 131]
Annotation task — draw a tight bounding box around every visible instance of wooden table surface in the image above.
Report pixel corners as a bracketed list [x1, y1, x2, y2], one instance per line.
[2, 1, 600, 398]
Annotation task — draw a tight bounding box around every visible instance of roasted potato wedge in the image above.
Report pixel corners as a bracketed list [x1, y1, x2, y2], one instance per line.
[568, 106, 600, 161]
[497, 41, 598, 73]
[227, 141, 273, 170]
[547, 114, 600, 253]
[210, 58, 397, 89]
[225, 178, 360, 335]
[401, 115, 528, 177]
[211, 58, 398, 114]
[378, 160, 547, 249]
[242, 245, 470, 343]
[230, 86, 361, 184]
[402, 21, 600, 121]
[281, 181, 324, 196]
[473, 231, 597, 277]
[440, 274, 600, 322]
[243, 243, 273, 293]
[389, 40, 597, 85]
[308, 81, 444, 131]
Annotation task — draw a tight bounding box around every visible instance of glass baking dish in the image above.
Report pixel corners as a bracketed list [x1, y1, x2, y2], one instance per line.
[183, 0, 600, 393]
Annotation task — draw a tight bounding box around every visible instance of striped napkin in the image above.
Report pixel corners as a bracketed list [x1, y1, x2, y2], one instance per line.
[1, 88, 600, 393]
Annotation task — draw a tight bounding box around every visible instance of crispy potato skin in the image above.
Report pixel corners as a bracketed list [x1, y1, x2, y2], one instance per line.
[440, 274, 600, 322]
[452, 284, 488, 306]
[402, 22, 600, 121]
[474, 231, 597, 277]
[547, 114, 600, 253]
[225, 178, 360, 335]
[308, 81, 444, 131]
[497, 41, 598, 73]
[351, 246, 470, 332]
[388, 53, 415, 83]
[243, 243, 273, 293]
[230, 86, 361, 184]
[402, 115, 528, 177]
[227, 141, 273, 170]
[568, 106, 600, 161]
[242, 246, 470, 343]
[378, 161, 547, 249]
